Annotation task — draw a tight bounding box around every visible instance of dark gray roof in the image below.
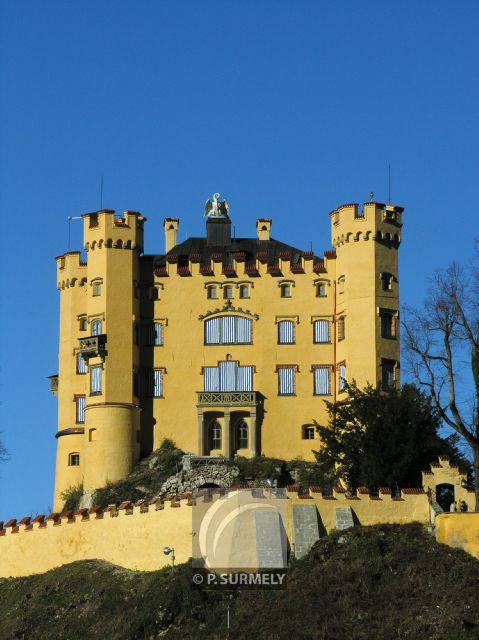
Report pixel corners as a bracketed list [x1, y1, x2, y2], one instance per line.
[149, 237, 320, 268]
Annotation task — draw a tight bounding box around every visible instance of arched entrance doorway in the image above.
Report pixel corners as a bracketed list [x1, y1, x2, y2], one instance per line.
[436, 483, 455, 512]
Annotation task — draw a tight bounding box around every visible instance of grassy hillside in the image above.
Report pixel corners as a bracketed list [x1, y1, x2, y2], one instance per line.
[2, 524, 479, 639]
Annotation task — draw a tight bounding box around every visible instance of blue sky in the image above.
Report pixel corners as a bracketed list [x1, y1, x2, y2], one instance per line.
[0, 1, 478, 520]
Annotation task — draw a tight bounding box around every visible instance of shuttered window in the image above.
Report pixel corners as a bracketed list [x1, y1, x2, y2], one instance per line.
[278, 366, 295, 396]
[278, 320, 295, 344]
[338, 363, 346, 392]
[77, 352, 87, 374]
[76, 396, 86, 423]
[153, 369, 163, 397]
[313, 367, 330, 395]
[203, 362, 254, 392]
[204, 316, 252, 344]
[90, 366, 102, 395]
[313, 320, 330, 343]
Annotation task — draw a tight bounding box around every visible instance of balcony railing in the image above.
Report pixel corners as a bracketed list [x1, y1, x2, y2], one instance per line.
[197, 391, 259, 406]
[78, 334, 107, 360]
[48, 374, 58, 396]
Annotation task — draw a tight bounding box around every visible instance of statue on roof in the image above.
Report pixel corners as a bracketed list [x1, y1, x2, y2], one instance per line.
[204, 193, 229, 218]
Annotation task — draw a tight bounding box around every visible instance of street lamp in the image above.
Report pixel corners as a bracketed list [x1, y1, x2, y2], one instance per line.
[163, 546, 175, 568]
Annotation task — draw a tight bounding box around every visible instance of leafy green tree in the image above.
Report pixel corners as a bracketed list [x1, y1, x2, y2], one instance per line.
[314, 382, 463, 493]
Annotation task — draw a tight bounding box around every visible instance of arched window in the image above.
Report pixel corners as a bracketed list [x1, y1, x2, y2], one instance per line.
[223, 285, 233, 299]
[278, 320, 295, 344]
[209, 420, 222, 451]
[236, 420, 249, 450]
[91, 279, 102, 296]
[69, 452, 80, 466]
[91, 319, 102, 336]
[205, 316, 252, 344]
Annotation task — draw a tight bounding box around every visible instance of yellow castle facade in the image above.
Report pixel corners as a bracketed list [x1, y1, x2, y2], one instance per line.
[52, 197, 402, 510]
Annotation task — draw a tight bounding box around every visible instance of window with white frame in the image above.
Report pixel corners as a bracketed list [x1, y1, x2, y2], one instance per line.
[203, 361, 254, 392]
[91, 319, 102, 336]
[209, 420, 222, 450]
[75, 396, 86, 423]
[313, 366, 330, 395]
[303, 426, 315, 440]
[338, 362, 347, 392]
[278, 320, 295, 344]
[150, 369, 163, 397]
[90, 365, 102, 395]
[313, 319, 330, 343]
[204, 316, 252, 345]
[77, 352, 87, 374]
[277, 366, 296, 396]
[235, 420, 249, 449]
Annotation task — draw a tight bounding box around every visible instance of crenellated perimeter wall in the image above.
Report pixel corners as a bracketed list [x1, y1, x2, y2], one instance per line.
[0, 488, 431, 578]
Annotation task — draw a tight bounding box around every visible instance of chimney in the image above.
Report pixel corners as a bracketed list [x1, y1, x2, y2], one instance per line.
[256, 218, 272, 241]
[163, 218, 179, 253]
[206, 216, 232, 247]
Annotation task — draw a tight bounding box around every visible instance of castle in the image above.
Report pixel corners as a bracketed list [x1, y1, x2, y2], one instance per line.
[51, 196, 402, 511]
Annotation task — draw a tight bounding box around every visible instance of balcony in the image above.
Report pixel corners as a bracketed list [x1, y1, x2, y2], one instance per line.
[197, 391, 259, 407]
[48, 374, 58, 396]
[78, 334, 107, 360]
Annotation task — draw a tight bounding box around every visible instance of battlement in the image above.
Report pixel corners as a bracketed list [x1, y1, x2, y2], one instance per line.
[55, 251, 88, 290]
[82, 209, 146, 253]
[330, 201, 403, 249]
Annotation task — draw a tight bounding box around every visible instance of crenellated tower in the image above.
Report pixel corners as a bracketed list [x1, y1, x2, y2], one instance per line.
[53, 210, 146, 509]
[330, 201, 402, 393]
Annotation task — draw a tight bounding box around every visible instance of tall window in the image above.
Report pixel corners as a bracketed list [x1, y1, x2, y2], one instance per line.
[280, 283, 292, 298]
[382, 360, 396, 390]
[337, 316, 345, 341]
[239, 285, 250, 299]
[381, 273, 393, 291]
[79, 317, 87, 331]
[144, 323, 163, 346]
[313, 320, 330, 343]
[380, 311, 396, 339]
[91, 319, 102, 336]
[148, 369, 163, 397]
[75, 396, 86, 423]
[223, 285, 233, 299]
[338, 276, 345, 294]
[338, 363, 346, 392]
[313, 366, 330, 395]
[205, 316, 252, 345]
[207, 286, 218, 299]
[209, 420, 222, 450]
[92, 280, 102, 296]
[278, 320, 295, 344]
[203, 361, 254, 392]
[236, 420, 249, 449]
[277, 366, 295, 396]
[90, 365, 102, 395]
[316, 283, 327, 297]
[77, 352, 87, 374]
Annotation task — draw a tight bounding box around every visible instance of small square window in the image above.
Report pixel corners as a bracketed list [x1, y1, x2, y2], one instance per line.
[207, 286, 218, 299]
[303, 426, 315, 440]
[223, 286, 233, 299]
[69, 453, 80, 466]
